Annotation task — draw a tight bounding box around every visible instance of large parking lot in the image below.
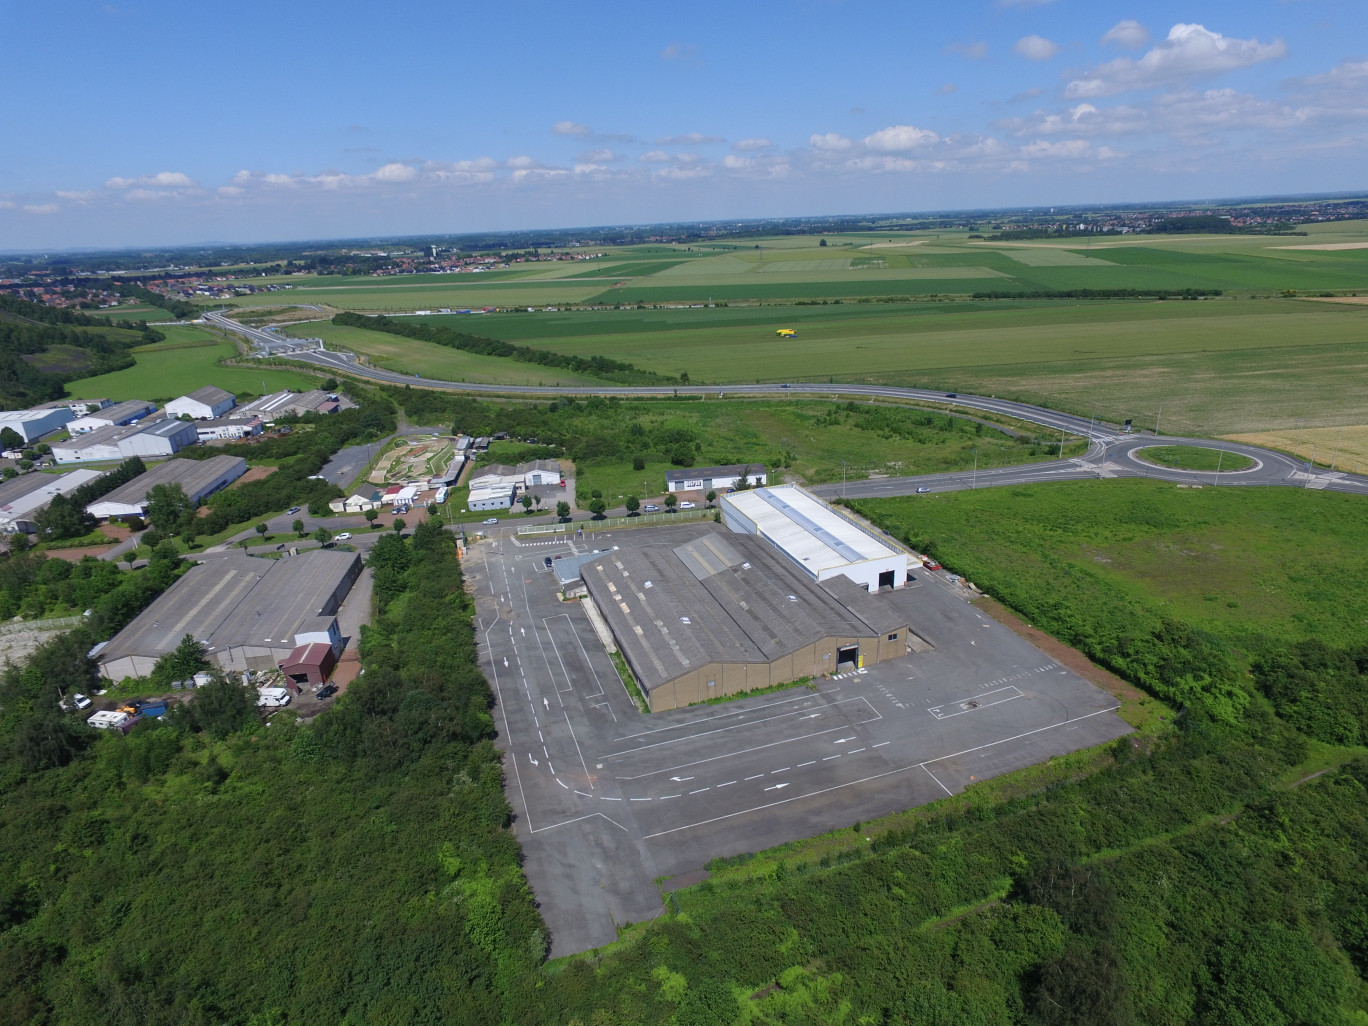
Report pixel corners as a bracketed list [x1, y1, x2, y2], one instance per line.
[467, 522, 1131, 957]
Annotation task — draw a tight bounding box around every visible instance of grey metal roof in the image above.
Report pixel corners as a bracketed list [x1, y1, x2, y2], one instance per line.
[182, 385, 235, 406]
[55, 420, 153, 450]
[98, 550, 360, 664]
[89, 455, 247, 510]
[89, 399, 155, 423]
[584, 528, 909, 692]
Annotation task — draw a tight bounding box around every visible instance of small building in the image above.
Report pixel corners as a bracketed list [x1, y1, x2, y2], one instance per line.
[117, 418, 198, 460]
[195, 415, 262, 442]
[67, 399, 157, 434]
[0, 468, 104, 534]
[31, 398, 113, 417]
[721, 484, 907, 592]
[467, 481, 515, 511]
[278, 642, 338, 686]
[667, 464, 767, 495]
[328, 492, 381, 514]
[165, 385, 236, 421]
[0, 407, 75, 443]
[523, 459, 561, 487]
[86, 455, 247, 520]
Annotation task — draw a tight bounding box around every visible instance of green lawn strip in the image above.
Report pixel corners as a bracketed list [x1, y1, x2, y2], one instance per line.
[610, 649, 649, 713]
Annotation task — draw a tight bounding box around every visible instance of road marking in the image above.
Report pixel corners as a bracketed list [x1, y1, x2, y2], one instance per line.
[669, 776, 694, 782]
[848, 748, 865, 754]
[771, 767, 789, 773]
[556, 778, 568, 789]
[797, 760, 816, 767]
[660, 794, 680, 800]
[744, 774, 764, 781]
[834, 736, 856, 744]
[716, 780, 736, 788]
[689, 787, 709, 795]
[923, 765, 954, 796]
[574, 790, 591, 797]
[600, 796, 622, 801]
[823, 754, 841, 761]
[764, 783, 789, 792]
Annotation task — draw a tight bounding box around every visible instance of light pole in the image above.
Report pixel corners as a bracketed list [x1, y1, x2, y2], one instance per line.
[842, 460, 846, 499]
[1213, 447, 1223, 485]
[1154, 402, 1163, 437]
[972, 448, 978, 491]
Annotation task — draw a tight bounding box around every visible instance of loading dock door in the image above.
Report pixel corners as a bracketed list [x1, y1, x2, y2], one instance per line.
[878, 570, 895, 590]
[836, 644, 860, 671]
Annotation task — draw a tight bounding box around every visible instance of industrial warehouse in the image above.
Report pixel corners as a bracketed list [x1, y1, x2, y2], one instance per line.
[582, 529, 913, 710]
[85, 454, 247, 520]
[94, 549, 362, 681]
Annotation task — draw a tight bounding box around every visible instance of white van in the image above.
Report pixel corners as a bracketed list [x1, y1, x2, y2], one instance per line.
[256, 687, 292, 709]
[88, 710, 131, 730]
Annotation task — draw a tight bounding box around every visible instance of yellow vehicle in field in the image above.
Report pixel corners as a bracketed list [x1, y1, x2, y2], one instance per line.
[775, 328, 797, 338]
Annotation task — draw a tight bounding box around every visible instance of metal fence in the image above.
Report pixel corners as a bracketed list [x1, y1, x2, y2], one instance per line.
[517, 507, 714, 537]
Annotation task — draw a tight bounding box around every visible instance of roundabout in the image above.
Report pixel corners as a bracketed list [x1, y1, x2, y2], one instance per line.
[1129, 445, 1259, 474]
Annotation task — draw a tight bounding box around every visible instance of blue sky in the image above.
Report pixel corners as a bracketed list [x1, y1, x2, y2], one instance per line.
[2, 0, 1365, 249]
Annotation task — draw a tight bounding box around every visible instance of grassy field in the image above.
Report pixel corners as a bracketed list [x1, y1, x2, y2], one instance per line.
[855, 478, 1368, 650]
[283, 320, 603, 386]
[99, 304, 175, 322]
[213, 224, 1368, 436]
[64, 323, 320, 401]
[1225, 424, 1368, 474]
[1132, 445, 1256, 471]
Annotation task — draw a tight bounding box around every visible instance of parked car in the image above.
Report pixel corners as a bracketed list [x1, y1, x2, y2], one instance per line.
[72, 693, 92, 710]
[680, 501, 696, 509]
[316, 684, 339, 700]
[335, 532, 352, 541]
[922, 558, 942, 571]
[256, 687, 292, 708]
[544, 556, 554, 568]
[483, 517, 499, 524]
[916, 486, 931, 494]
[287, 506, 301, 515]
[644, 504, 659, 512]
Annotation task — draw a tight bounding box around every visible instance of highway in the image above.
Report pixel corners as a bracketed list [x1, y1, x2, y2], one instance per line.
[208, 311, 1368, 499]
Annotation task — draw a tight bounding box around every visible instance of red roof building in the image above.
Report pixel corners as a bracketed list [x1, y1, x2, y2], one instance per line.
[278, 642, 338, 686]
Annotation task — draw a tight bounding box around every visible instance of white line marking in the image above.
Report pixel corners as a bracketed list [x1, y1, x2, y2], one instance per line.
[772, 767, 790, 773]
[574, 790, 591, 797]
[689, 787, 709, 795]
[797, 761, 816, 767]
[660, 794, 680, 800]
[600, 796, 622, 801]
[556, 778, 568, 789]
[823, 754, 841, 761]
[923, 765, 954, 796]
[873, 741, 890, 748]
[717, 780, 736, 788]
[630, 797, 651, 801]
[744, 774, 764, 781]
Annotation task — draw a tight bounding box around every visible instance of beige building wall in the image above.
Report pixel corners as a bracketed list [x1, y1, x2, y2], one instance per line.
[643, 624, 911, 711]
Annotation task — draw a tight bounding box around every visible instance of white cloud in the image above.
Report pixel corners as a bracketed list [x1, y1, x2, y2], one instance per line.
[22, 203, 60, 214]
[864, 124, 940, 151]
[937, 83, 958, 95]
[372, 162, 418, 182]
[946, 41, 988, 59]
[1020, 139, 1092, 159]
[660, 43, 699, 61]
[552, 121, 592, 136]
[1014, 35, 1060, 61]
[1102, 20, 1150, 49]
[505, 155, 541, 170]
[104, 170, 195, 190]
[55, 190, 97, 201]
[1297, 57, 1368, 88]
[0, 200, 15, 209]
[655, 132, 723, 145]
[217, 185, 245, 197]
[722, 154, 753, 169]
[732, 138, 772, 151]
[810, 132, 854, 151]
[654, 165, 710, 180]
[638, 150, 671, 163]
[1066, 23, 1287, 98]
[577, 148, 619, 163]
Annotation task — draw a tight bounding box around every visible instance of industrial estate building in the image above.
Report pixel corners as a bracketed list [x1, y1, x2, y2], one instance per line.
[467, 459, 562, 510]
[238, 389, 346, 421]
[582, 530, 911, 710]
[94, 549, 361, 680]
[0, 469, 103, 534]
[51, 417, 198, 464]
[67, 399, 157, 434]
[165, 385, 236, 421]
[721, 484, 907, 592]
[0, 407, 75, 443]
[31, 398, 112, 418]
[666, 464, 767, 494]
[85, 454, 248, 520]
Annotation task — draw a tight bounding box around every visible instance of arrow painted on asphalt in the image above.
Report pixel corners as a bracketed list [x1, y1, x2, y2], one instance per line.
[764, 783, 790, 791]
[669, 776, 694, 782]
[835, 737, 856, 744]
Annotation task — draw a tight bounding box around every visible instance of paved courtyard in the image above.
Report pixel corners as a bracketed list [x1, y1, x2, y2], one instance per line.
[466, 522, 1131, 956]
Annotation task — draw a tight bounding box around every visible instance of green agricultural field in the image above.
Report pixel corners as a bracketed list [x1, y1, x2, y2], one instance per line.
[63, 324, 320, 401]
[98, 304, 174, 322]
[284, 320, 604, 386]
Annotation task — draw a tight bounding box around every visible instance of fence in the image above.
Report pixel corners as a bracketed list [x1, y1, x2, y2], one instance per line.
[517, 507, 714, 537]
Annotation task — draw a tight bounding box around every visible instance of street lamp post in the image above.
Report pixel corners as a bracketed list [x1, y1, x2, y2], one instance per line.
[842, 460, 846, 499]
[972, 448, 978, 491]
[1154, 402, 1163, 437]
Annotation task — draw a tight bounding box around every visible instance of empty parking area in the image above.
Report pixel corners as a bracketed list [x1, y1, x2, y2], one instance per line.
[467, 523, 1131, 956]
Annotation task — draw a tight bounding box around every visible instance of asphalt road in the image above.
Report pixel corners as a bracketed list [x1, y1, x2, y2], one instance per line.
[469, 521, 1131, 956]
[207, 312, 1368, 501]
